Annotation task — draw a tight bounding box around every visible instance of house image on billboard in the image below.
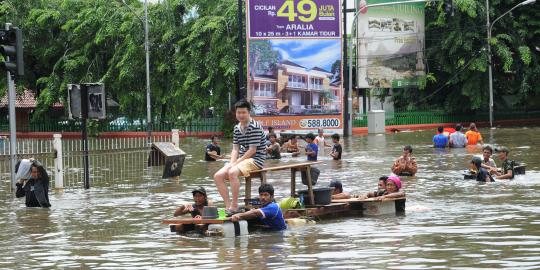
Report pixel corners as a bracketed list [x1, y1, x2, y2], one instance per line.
[250, 60, 341, 116]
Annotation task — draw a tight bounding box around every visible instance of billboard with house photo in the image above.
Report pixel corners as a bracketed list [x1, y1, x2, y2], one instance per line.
[246, 0, 343, 133]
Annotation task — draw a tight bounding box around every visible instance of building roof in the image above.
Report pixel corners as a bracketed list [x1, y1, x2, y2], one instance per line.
[0, 89, 63, 109]
[280, 60, 306, 69]
[311, 67, 331, 74]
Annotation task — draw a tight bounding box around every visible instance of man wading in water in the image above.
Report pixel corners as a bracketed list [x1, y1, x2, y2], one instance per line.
[214, 99, 266, 216]
[15, 159, 51, 208]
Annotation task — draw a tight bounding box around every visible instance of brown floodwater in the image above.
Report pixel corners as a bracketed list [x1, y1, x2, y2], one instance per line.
[1, 127, 539, 269]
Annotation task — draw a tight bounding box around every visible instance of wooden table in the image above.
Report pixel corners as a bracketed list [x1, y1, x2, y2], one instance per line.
[244, 161, 322, 206]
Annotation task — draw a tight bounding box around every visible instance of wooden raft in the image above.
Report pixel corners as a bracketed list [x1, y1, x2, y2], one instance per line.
[331, 196, 406, 203]
[163, 218, 230, 225]
[244, 161, 322, 206]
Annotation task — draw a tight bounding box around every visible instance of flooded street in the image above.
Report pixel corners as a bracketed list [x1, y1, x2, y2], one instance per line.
[1, 127, 540, 269]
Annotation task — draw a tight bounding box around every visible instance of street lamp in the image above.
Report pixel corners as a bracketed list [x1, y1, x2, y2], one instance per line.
[117, 0, 152, 144]
[486, 0, 536, 127]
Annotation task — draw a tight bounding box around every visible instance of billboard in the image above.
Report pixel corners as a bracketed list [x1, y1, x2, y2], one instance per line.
[356, 0, 425, 88]
[246, 0, 343, 134]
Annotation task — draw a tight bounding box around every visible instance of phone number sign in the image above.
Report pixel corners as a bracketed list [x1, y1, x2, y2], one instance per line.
[248, 0, 341, 39]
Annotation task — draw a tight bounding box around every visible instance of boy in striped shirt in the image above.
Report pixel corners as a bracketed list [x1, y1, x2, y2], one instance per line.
[214, 99, 266, 214]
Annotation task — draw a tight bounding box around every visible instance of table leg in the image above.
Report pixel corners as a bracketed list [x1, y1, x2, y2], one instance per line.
[306, 166, 315, 205]
[261, 171, 267, 184]
[290, 168, 296, 197]
[245, 177, 252, 206]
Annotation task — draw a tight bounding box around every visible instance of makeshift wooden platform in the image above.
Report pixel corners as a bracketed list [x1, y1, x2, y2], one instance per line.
[163, 218, 230, 225]
[243, 161, 322, 206]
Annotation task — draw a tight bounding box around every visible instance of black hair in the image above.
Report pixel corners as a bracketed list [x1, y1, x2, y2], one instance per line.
[31, 161, 50, 183]
[268, 133, 277, 139]
[234, 99, 251, 111]
[258, 183, 274, 197]
[268, 126, 274, 131]
[471, 156, 482, 167]
[305, 133, 315, 140]
[378, 176, 388, 183]
[210, 135, 218, 141]
[404, 145, 413, 154]
[329, 180, 343, 193]
[331, 133, 340, 140]
[437, 126, 444, 133]
[290, 135, 297, 140]
[455, 124, 462, 131]
[483, 145, 493, 154]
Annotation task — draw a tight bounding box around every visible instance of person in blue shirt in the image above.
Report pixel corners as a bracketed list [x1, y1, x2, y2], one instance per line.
[304, 133, 318, 161]
[231, 184, 287, 231]
[433, 126, 448, 148]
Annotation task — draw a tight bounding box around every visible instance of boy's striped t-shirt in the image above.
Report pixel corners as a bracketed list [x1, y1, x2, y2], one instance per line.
[233, 119, 266, 168]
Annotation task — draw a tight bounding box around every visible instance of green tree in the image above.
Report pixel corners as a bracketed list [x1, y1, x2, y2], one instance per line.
[0, 0, 242, 121]
[398, 0, 540, 112]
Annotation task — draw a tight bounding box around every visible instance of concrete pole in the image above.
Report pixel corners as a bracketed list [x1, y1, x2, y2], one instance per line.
[486, 0, 494, 127]
[144, 0, 152, 144]
[53, 134, 64, 189]
[171, 129, 180, 147]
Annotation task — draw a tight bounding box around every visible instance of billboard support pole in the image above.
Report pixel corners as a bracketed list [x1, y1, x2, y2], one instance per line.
[237, 0, 245, 100]
[343, 0, 351, 137]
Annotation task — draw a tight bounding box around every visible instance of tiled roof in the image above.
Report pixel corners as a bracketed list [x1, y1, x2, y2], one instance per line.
[0, 89, 63, 109]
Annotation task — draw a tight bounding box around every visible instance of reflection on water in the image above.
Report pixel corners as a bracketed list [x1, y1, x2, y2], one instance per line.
[1, 127, 540, 269]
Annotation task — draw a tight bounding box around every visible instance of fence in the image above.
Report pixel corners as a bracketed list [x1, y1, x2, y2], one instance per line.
[353, 110, 540, 128]
[0, 133, 176, 193]
[0, 117, 223, 133]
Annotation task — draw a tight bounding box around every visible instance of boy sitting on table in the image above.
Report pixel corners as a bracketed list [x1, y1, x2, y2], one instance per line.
[231, 184, 287, 231]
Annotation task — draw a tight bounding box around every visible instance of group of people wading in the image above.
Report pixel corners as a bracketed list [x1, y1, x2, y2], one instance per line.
[13, 99, 519, 232]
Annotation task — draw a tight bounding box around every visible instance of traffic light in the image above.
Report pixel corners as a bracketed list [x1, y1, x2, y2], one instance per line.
[0, 27, 24, 76]
[444, 0, 454, 17]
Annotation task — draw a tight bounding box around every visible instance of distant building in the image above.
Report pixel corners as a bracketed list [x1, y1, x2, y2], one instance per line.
[250, 60, 342, 115]
[0, 89, 64, 131]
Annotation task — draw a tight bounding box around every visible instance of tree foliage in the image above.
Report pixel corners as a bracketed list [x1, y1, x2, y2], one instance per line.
[0, 0, 241, 120]
[1, 0, 538, 118]
[394, 0, 540, 112]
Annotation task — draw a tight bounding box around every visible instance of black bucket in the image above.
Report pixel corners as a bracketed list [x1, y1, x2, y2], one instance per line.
[297, 187, 335, 206]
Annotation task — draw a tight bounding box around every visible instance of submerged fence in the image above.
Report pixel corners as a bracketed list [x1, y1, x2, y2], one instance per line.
[0, 117, 223, 133]
[0, 134, 175, 193]
[353, 110, 540, 128]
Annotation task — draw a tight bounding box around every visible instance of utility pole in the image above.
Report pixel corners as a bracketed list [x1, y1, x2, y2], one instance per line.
[1, 22, 24, 190]
[486, 0, 493, 128]
[144, 0, 152, 144]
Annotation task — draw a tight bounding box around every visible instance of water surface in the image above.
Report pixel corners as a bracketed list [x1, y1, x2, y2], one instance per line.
[1, 127, 539, 269]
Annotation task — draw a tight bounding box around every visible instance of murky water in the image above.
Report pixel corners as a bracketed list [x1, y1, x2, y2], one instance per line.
[1, 127, 539, 269]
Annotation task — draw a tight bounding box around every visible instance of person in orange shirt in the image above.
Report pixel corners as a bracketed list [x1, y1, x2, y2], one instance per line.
[465, 123, 483, 145]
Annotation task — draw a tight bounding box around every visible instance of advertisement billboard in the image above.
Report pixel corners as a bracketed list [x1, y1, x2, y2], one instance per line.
[246, 0, 343, 134]
[356, 0, 425, 88]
